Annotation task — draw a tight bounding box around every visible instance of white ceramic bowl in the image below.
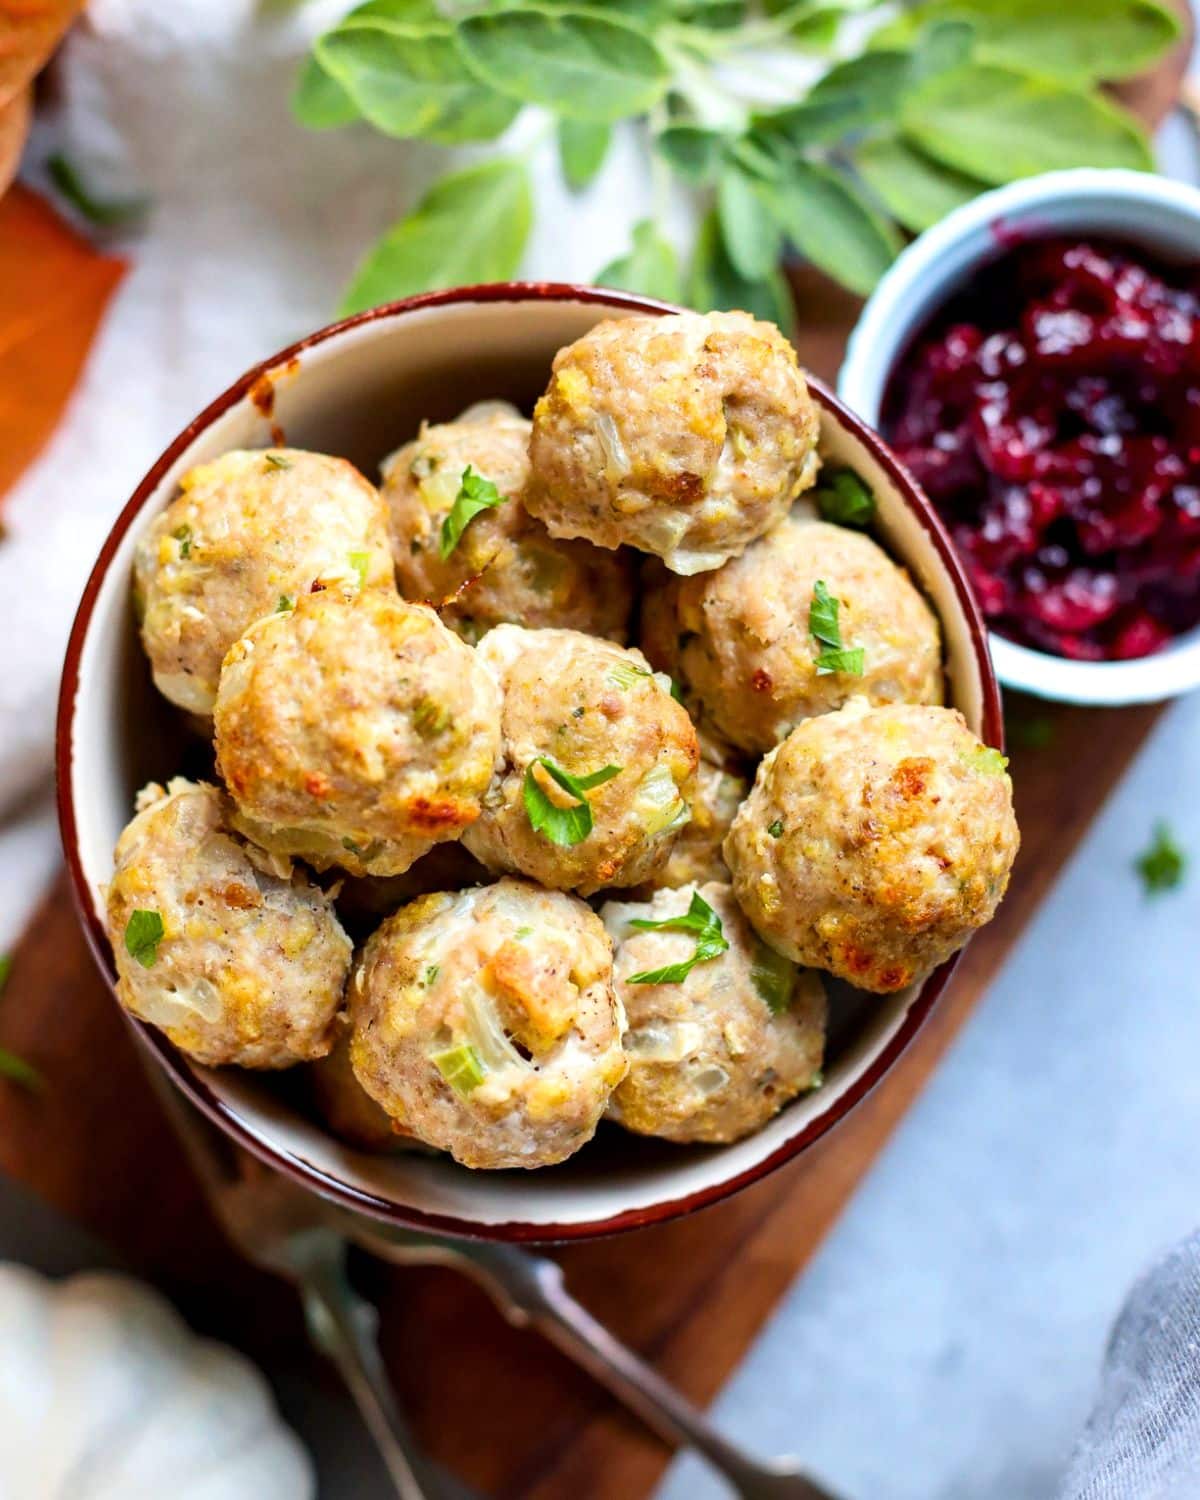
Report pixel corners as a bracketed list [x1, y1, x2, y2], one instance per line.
[839, 168, 1200, 707]
[58, 283, 1000, 1242]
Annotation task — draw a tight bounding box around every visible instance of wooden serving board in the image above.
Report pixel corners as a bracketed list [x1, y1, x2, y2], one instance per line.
[0, 24, 1188, 1497]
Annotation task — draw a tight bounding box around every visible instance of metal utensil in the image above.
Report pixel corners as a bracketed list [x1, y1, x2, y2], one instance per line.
[152, 1080, 452, 1500]
[355, 1224, 842, 1500]
[156, 1076, 842, 1499]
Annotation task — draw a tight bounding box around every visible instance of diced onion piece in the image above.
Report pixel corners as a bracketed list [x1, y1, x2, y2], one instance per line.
[635, 765, 690, 838]
[461, 984, 534, 1075]
[595, 413, 630, 484]
[626, 1020, 706, 1063]
[418, 465, 462, 514]
[692, 1064, 730, 1096]
[139, 977, 223, 1029]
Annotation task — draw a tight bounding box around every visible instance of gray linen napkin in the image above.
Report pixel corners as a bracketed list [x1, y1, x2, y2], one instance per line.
[1059, 1231, 1200, 1499]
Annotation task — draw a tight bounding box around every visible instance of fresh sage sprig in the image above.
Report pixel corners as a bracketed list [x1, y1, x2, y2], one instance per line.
[296, 0, 1178, 318]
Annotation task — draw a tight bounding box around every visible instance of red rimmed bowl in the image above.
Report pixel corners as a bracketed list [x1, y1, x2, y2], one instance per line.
[56, 283, 1001, 1243]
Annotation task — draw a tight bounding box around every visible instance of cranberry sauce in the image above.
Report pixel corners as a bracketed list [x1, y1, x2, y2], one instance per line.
[882, 238, 1200, 661]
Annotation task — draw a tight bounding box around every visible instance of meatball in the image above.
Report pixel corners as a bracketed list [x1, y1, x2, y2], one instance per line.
[134, 448, 393, 716]
[526, 310, 820, 575]
[463, 625, 699, 896]
[602, 883, 825, 1144]
[214, 590, 500, 878]
[641, 513, 943, 755]
[633, 733, 748, 894]
[725, 700, 1020, 993]
[105, 779, 351, 1068]
[350, 879, 627, 1169]
[310, 1019, 406, 1153]
[383, 402, 634, 642]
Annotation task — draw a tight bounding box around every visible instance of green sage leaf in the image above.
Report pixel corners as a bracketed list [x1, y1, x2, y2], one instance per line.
[292, 55, 361, 129]
[655, 123, 724, 185]
[853, 135, 984, 232]
[456, 7, 670, 123]
[558, 118, 612, 190]
[340, 159, 532, 315]
[901, 63, 1154, 184]
[716, 162, 783, 282]
[316, 20, 519, 144]
[768, 160, 898, 297]
[596, 219, 681, 303]
[687, 211, 794, 333]
[876, 0, 1180, 85]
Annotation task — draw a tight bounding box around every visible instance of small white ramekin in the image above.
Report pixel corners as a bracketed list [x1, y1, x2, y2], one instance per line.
[839, 168, 1200, 707]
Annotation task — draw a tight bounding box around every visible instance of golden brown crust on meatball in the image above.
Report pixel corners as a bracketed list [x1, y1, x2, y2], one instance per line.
[214, 591, 500, 877]
[526, 311, 820, 575]
[463, 625, 700, 896]
[641, 514, 943, 754]
[383, 404, 634, 643]
[350, 879, 626, 1169]
[106, 779, 351, 1069]
[134, 448, 394, 717]
[602, 883, 825, 1144]
[724, 701, 1020, 993]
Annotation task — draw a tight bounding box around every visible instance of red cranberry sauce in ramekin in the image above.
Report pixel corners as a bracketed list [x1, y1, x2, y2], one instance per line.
[881, 238, 1200, 662]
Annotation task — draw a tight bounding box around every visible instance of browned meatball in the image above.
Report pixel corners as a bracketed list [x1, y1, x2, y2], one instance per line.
[725, 700, 1020, 993]
[383, 402, 634, 642]
[526, 311, 820, 574]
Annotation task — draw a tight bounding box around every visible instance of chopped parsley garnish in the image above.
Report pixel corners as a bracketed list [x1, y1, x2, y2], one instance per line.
[275, 594, 295, 613]
[964, 745, 1009, 776]
[439, 466, 506, 560]
[348, 551, 370, 588]
[430, 1043, 486, 1096]
[0, 955, 38, 1091]
[124, 909, 164, 968]
[1135, 822, 1186, 895]
[813, 468, 875, 529]
[172, 524, 192, 559]
[47, 152, 146, 227]
[263, 453, 292, 471]
[523, 757, 621, 847]
[608, 660, 653, 690]
[749, 940, 795, 1015]
[627, 890, 729, 985]
[767, 819, 784, 839]
[809, 580, 864, 677]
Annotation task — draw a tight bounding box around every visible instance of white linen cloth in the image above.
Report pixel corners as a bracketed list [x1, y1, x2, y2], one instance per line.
[0, 0, 678, 949]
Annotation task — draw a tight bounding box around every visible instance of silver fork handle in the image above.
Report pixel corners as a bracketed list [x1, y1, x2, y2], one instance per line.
[357, 1229, 839, 1500]
[297, 1237, 452, 1500]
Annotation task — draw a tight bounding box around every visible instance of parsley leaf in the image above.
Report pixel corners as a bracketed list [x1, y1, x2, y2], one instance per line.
[276, 594, 295, 613]
[628, 890, 729, 985]
[814, 468, 875, 529]
[0, 1050, 42, 1092]
[809, 579, 864, 677]
[1135, 822, 1186, 895]
[124, 909, 165, 968]
[767, 818, 784, 838]
[749, 939, 795, 1015]
[440, 465, 507, 560]
[524, 757, 622, 846]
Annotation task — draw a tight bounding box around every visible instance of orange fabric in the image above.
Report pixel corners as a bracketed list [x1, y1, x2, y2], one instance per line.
[0, 0, 82, 107]
[0, 184, 126, 503]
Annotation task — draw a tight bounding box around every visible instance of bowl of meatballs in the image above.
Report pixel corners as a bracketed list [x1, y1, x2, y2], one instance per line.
[58, 284, 1017, 1240]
